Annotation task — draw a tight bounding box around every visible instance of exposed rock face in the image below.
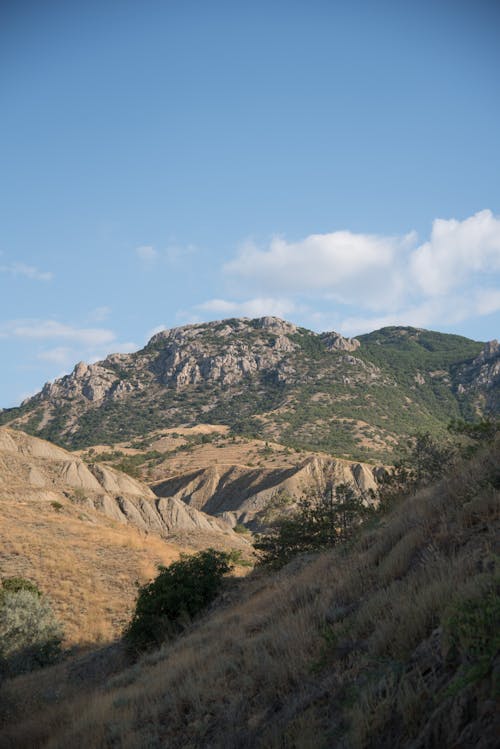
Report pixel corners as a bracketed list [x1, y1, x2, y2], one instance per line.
[148, 317, 300, 389]
[0, 427, 238, 540]
[39, 361, 119, 403]
[320, 331, 360, 352]
[152, 455, 382, 530]
[454, 339, 500, 411]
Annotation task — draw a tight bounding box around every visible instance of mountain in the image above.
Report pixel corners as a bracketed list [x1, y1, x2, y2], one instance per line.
[1, 317, 497, 462]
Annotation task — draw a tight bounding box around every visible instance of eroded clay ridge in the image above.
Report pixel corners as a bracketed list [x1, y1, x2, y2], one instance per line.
[0, 427, 237, 537]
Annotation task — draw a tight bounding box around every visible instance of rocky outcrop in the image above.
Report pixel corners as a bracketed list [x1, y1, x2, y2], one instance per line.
[35, 361, 119, 404]
[320, 331, 360, 352]
[454, 339, 500, 411]
[148, 317, 300, 389]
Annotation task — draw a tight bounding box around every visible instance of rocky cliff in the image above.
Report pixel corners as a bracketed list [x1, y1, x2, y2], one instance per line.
[454, 338, 500, 412]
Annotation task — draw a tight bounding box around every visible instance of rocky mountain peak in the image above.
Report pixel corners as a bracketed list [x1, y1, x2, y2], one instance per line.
[147, 316, 299, 347]
[475, 339, 499, 364]
[320, 330, 360, 352]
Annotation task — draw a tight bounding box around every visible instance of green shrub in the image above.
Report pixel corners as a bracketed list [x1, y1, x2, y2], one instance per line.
[0, 577, 41, 601]
[125, 549, 233, 653]
[233, 523, 250, 534]
[0, 581, 63, 676]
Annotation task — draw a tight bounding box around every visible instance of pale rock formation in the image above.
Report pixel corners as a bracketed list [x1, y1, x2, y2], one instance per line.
[321, 331, 360, 352]
[153, 454, 381, 530]
[0, 427, 239, 542]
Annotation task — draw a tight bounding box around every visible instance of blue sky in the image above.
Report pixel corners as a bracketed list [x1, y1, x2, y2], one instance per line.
[1, 0, 499, 407]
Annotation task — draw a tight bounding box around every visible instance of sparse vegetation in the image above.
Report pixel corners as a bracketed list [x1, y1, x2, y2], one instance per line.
[233, 523, 250, 534]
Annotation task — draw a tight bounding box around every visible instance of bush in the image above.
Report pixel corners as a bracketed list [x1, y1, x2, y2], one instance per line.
[0, 577, 41, 600]
[0, 580, 63, 676]
[125, 549, 233, 653]
[233, 523, 250, 534]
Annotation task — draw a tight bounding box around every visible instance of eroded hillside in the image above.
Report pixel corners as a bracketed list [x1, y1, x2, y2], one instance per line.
[77, 426, 384, 529]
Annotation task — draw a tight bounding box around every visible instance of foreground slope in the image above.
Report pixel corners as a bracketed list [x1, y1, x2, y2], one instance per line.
[1, 440, 498, 748]
[1, 317, 497, 461]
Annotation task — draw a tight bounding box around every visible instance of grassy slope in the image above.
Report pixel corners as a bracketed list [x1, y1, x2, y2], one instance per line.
[1, 440, 498, 748]
[0, 495, 184, 646]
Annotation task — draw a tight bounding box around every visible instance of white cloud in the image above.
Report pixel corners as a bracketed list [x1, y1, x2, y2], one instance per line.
[136, 242, 197, 269]
[410, 209, 500, 295]
[339, 288, 500, 337]
[214, 209, 500, 335]
[37, 347, 74, 366]
[0, 320, 116, 346]
[88, 305, 111, 322]
[165, 243, 197, 264]
[197, 297, 298, 319]
[224, 232, 417, 311]
[136, 245, 159, 264]
[0, 262, 53, 281]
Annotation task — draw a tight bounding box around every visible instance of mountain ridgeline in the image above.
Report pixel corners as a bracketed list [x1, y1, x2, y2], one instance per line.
[1, 317, 498, 461]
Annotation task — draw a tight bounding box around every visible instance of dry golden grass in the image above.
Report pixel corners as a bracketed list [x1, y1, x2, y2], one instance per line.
[1, 440, 498, 748]
[0, 497, 184, 646]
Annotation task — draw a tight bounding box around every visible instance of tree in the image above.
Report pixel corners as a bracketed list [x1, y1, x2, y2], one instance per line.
[377, 432, 456, 507]
[448, 418, 499, 445]
[255, 479, 369, 568]
[125, 549, 233, 653]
